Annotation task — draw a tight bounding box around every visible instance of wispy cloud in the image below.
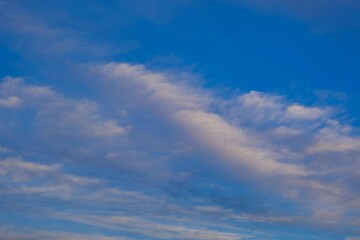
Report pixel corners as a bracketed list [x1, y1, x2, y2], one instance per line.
[0, 64, 359, 238]
[1, 63, 359, 236]
[1, 63, 359, 238]
[95, 62, 360, 230]
[0, 76, 125, 140]
[0, 1, 359, 239]
[98, 63, 307, 176]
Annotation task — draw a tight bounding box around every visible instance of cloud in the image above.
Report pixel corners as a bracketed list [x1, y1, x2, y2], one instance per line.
[0, 1, 118, 60]
[307, 128, 360, 153]
[0, 157, 261, 239]
[0, 63, 359, 238]
[174, 109, 305, 175]
[0, 157, 59, 177]
[286, 104, 326, 120]
[0, 96, 21, 108]
[0, 0, 191, 62]
[0, 76, 125, 139]
[0, 1, 359, 238]
[98, 63, 306, 176]
[229, 90, 329, 124]
[94, 62, 360, 231]
[0, 157, 102, 198]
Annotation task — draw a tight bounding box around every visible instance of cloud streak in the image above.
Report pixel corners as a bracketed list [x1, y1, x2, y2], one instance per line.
[0, 63, 359, 238]
[98, 63, 307, 176]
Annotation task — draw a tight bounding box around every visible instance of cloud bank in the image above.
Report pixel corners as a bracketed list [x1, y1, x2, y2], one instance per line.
[0, 63, 359, 238]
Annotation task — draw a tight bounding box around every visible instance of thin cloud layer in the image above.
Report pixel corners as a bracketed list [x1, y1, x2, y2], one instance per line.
[1, 1, 359, 239]
[0, 63, 359, 236]
[95, 63, 359, 233]
[0, 65, 359, 238]
[99, 63, 307, 176]
[0, 76, 125, 139]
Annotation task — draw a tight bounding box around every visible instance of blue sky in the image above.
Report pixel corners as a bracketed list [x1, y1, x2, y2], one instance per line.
[0, 0, 360, 239]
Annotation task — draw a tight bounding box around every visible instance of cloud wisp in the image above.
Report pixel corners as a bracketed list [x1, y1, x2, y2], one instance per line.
[0, 63, 359, 238]
[95, 62, 359, 233]
[1, 1, 359, 239]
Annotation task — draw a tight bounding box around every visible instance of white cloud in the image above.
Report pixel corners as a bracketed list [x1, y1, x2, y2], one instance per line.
[0, 77, 125, 138]
[0, 157, 102, 197]
[0, 157, 58, 173]
[0, 96, 22, 108]
[307, 128, 360, 154]
[1, 63, 359, 237]
[91, 120, 125, 136]
[98, 63, 306, 176]
[93, 62, 360, 231]
[175, 109, 305, 175]
[234, 91, 283, 122]
[0, 157, 59, 181]
[271, 126, 303, 137]
[286, 104, 326, 120]
[230, 90, 328, 124]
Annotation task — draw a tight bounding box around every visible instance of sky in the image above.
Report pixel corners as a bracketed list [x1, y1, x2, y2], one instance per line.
[0, 0, 360, 239]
